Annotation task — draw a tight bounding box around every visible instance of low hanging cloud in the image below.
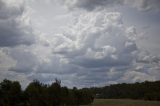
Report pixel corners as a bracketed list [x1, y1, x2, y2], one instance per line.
[0, 0, 35, 47]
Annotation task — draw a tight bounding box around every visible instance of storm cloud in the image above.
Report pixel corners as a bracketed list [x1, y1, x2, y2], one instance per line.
[0, 0, 35, 47]
[60, 0, 160, 11]
[0, 0, 160, 88]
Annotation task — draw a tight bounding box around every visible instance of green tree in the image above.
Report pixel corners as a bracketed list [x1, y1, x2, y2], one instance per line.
[25, 80, 47, 106]
[0, 79, 22, 106]
[60, 86, 69, 105]
[47, 79, 61, 106]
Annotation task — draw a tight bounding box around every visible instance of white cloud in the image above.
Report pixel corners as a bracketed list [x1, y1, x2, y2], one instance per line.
[56, 11, 138, 70]
[121, 71, 155, 83]
[85, 46, 116, 59]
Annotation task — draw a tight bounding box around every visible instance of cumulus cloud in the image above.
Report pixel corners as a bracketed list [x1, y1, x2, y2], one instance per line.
[54, 11, 138, 70]
[0, 0, 35, 47]
[0, 9, 139, 87]
[0, 0, 160, 88]
[3, 7, 159, 87]
[52, 9, 160, 86]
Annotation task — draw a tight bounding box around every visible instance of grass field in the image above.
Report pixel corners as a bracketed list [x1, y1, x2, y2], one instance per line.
[86, 99, 160, 106]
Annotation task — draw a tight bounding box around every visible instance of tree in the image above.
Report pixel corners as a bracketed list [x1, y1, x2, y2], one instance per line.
[47, 79, 61, 106]
[0, 79, 22, 106]
[0, 79, 95, 106]
[25, 80, 47, 106]
[61, 86, 69, 105]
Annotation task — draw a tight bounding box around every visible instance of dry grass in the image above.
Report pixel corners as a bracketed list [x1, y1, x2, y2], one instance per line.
[85, 99, 160, 106]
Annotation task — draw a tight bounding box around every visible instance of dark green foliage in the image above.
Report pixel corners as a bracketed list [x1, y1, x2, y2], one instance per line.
[25, 80, 48, 106]
[1, 79, 159, 106]
[0, 79, 22, 106]
[0, 79, 94, 106]
[47, 79, 61, 106]
[91, 81, 160, 101]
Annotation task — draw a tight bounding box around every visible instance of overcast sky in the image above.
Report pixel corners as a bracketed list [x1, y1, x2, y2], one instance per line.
[0, 0, 160, 88]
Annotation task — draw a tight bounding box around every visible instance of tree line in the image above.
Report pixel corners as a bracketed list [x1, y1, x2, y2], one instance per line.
[1, 79, 160, 106]
[90, 80, 160, 101]
[0, 79, 94, 106]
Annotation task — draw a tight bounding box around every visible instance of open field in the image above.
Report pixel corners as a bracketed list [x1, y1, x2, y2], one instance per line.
[86, 99, 160, 106]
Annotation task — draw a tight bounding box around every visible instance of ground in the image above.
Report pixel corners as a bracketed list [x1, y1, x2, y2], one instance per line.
[84, 99, 160, 106]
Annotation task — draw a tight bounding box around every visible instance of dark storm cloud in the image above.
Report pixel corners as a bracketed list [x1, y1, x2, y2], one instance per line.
[131, 0, 160, 11]
[61, 0, 160, 11]
[71, 56, 131, 68]
[0, 0, 35, 47]
[60, 0, 123, 11]
[72, 0, 122, 11]
[0, 0, 160, 88]
[0, 23, 35, 47]
[0, 0, 24, 19]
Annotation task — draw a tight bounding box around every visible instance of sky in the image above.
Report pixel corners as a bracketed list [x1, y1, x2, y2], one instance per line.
[0, 0, 160, 88]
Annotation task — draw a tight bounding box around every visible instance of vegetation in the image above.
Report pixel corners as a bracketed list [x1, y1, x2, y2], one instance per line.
[0, 79, 160, 106]
[90, 81, 160, 101]
[89, 99, 160, 106]
[0, 79, 94, 106]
